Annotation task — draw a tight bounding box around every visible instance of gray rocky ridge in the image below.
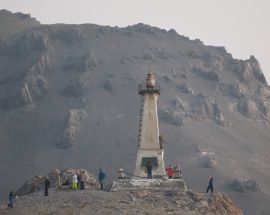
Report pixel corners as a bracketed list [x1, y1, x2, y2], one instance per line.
[0, 10, 270, 215]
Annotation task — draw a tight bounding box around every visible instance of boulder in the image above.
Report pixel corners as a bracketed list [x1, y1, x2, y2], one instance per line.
[197, 151, 216, 168]
[204, 157, 216, 168]
[48, 169, 61, 188]
[231, 179, 260, 192]
[16, 176, 46, 196]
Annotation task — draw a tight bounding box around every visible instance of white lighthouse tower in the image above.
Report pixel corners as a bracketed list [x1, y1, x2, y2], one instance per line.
[133, 67, 167, 178]
[111, 66, 187, 191]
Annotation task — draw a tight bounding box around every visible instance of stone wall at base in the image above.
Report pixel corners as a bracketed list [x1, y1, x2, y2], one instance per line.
[110, 178, 187, 192]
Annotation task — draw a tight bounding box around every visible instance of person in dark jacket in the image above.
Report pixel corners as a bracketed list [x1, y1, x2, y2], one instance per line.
[146, 160, 153, 179]
[98, 169, 105, 190]
[44, 177, 50, 196]
[77, 172, 81, 190]
[7, 191, 16, 208]
[80, 171, 85, 190]
[206, 176, 214, 194]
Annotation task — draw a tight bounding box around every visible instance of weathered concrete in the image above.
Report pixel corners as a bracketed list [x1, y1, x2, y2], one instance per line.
[111, 178, 187, 192]
[134, 72, 166, 178]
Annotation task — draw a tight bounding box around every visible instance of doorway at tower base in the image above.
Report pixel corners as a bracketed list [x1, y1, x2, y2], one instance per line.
[134, 149, 167, 179]
[110, 178, 187, 192]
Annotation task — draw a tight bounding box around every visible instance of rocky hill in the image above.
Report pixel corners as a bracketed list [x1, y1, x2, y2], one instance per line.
[0, 9, 40, 39]
[0, 10, 270, 215]
[0, 169, 243, 215]
[0, 189, 244, 215]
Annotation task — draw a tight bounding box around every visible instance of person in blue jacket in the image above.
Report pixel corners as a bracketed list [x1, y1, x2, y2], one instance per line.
[98, 169, 106, 190]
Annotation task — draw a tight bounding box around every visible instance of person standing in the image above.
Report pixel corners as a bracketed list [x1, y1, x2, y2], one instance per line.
[7, 191, 16, 208]
[80, 171, 85, 190]
[174, 163, 182, 179]
[44, 177, 50, 196]
[56, 170, 61, 190]
[77, 172, 81, 190]
[146, 160, 153, 179]
[166, 164, 174, 179]
[98, 169, 106, 190]
[72, 174, 78, 190]
[206, 176, 214, 194]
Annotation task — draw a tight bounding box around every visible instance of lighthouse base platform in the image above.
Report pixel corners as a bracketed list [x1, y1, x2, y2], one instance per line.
[110, 178, 187, 192]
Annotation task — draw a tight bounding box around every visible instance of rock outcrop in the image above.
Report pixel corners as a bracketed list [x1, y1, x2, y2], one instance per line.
[230, 179, 260, 193]
[15, 168, 98, 197]
[16, 176, 46, 196]
[57, 109, 87, 149]
[62, 75, 89, 97]
[160, 94, 229, 126]
[159, 109, 184, 127]
[0, 187, 243, 215]
[193, 66, 220, 82]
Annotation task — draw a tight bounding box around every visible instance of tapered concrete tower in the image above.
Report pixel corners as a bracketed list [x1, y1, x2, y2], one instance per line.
[134, 67, 167, 178]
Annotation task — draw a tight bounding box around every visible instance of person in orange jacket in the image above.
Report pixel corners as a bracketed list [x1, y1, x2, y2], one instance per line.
[166, 164, 174, 179]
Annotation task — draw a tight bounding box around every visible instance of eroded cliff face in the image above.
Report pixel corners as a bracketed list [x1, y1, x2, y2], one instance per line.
[0, 11, 270, 215]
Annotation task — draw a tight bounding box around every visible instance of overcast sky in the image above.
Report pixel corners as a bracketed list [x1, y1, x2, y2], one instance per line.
[1, 0, 270, 82]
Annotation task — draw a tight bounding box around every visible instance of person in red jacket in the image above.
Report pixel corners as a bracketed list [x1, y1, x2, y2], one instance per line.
[166, 164, 174, 179]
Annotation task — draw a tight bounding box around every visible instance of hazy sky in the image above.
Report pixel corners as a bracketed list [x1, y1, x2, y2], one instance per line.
[1, 0, 270, 82]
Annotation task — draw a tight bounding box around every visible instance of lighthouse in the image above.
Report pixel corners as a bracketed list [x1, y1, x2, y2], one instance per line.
[133, 67, 167, 178]
[111, 66, 187, 191]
